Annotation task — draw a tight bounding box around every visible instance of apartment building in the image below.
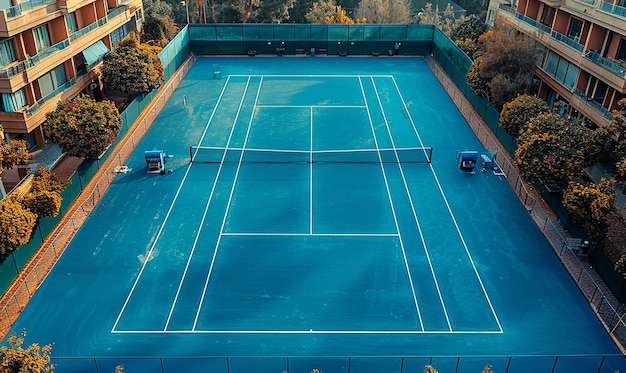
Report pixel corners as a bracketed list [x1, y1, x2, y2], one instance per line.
[487, 0, 626, 130]
[0, 0, 143, 178]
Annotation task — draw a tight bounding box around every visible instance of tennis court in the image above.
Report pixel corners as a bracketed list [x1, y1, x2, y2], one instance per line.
[7, 57, 624, 372]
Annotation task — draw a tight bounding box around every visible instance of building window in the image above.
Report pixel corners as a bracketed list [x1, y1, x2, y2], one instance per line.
[616, 39, 626, 61]
[544, 51, 579, 90]
[1, 88, 26, 112]
[110, 23, 129, 45]
[37, 64, 67, 98]
[33, 25, 51, 52]
[567, 18, 582, 41]
[136, 8, 142, 22]
[0, 39, 16, 67]
[487, 9, 495, 26]
[540, 6, 555, 28]
[65, 13, 78, 34]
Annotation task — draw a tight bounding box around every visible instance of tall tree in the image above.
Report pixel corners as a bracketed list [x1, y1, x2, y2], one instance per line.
[141, 0, 173, 19]
[355, 0, 412, 23]
[418, 3, 457, 36]
[450, 14, 488, 59]
[466, 16, 537, 110]
[21, 167, 66, 221]
[289, 0, 315, 22]
[563, 177, 616, 238]
[44, 94, 122, 159]
[101, 33, 164, 96]
[0, 198, 36, 255]
[306, 0, 355, 23]
[141, 16, 179, 47]
[514, 112, 583, 186]
[498, 94, 550, 137]
[0, 330, 54, 373]
[251, 0, 295, 22]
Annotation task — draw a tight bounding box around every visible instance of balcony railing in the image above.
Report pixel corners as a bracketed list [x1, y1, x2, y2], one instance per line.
[32, 39, 70, 61]
[584, 49, 626, 78]
[107, 5, 127, 18]
[0, 58, 34, 78]
[69, 17, 107, 41]
[551, 30, 584, 52]
[514, 12, 552, 34]
[574, 88, 614, 121]
[4, 0, 57, 18]
[498, 3, 515, 13]
[599, 1, 626, 18]
[24, 77, 76, 117]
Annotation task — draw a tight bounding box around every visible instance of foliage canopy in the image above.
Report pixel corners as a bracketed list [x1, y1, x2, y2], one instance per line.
[101, 33, 164, 96]
[0, 330, 54, 373]
[0, 197, 36, 255]
[44, 94, 122, 158]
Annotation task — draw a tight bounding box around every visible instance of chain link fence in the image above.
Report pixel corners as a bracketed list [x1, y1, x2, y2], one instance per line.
[0, 54, 197, 339]
[426, 56, 626, 354]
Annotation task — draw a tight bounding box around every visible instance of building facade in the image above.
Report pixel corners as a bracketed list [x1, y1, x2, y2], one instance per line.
[0, 0, 142, 151]
[487, 0, 626, 130]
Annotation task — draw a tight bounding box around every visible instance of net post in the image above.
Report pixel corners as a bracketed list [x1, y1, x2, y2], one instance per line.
[189, 146, 193, 163]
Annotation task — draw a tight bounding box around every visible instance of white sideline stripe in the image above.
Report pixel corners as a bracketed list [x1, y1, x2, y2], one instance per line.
[164, 76, 255, 331]
[358, 76, 424, 332]
[310, 106, 313, 235]
[221, 233, 399, 237]
[111, 76, 234, 333]
[192, 76, 265, 330]
[390, 76, 503, 333]
[256, 105, 366, 108]
[112, 329, 503, 335]
[371, 77, 452, 332]
[229, 74, 394, 78]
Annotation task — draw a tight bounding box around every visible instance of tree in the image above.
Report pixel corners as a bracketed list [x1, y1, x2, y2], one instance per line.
[141, 0, 173, 19]
[424, 366, 438, 373]
[289, 0, 314, 22]
[450, 14, 488, 59]
[563, 177, 616, 238]
[101, 32, 164, 96]
[141, 16, 179, 47]
[467, 16, 537, 110]
[355, 0, 412, 24]
[250, 0, 295, 22]
[418, 3, 457, 36]
[306, 0, 356, 23]
[498, 94, 550, 137]
[0, 330, 54, 373]
[0, 197, 36, 255]
[514, 112, 585, 186]
[0, 138, 30, 175]
[21, 167, 66, 220]
[44, 94, 122, 158]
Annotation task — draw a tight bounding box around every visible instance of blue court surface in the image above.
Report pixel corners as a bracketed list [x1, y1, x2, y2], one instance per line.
[7, 57, 625, 372]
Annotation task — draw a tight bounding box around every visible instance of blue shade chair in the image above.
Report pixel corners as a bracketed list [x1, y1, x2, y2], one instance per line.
[481, 148, 495, 168]
[212, 64, 221, 78]
[457, 150, 478, 174]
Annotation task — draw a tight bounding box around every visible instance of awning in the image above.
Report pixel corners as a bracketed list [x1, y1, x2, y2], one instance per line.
[82, 40, 109, 66]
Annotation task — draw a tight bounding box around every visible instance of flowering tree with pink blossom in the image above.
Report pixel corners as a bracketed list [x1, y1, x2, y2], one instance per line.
[44, 94, 121, 158]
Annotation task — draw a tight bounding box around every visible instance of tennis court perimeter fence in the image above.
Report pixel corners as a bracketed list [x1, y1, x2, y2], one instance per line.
[425, 50, 626, 354]
[0, 50, 197, 338]
[49, 354, 626, 373]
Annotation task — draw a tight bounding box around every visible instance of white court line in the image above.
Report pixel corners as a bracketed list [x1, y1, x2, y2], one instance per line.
[309, 106, 313, 235]
[221, 233, 399, 237]
[256, 105, 366, 108]
[192, 76, 265, 331]
[229, 74, 394, 78]
[111, 76, 234, 333]
[112, 329, 502, 334]
[370, 77, 453, 332]
[191, 146, 424, 153]
[390, 76, 503, 333]
[163, 76, 254, 331]
[357, 76, 424, 332]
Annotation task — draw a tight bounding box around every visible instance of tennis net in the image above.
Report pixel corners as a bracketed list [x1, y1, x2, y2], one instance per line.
[189, 146, 433, 164]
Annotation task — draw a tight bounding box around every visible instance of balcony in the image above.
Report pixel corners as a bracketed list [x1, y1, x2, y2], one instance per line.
[4, 0, 57, 18]
[574, 88, 614, 121]
[550, 31, 584, 52]
[599, 1, 626, 19]
[69, 17, 107, 41]
[25, 77, 76, 117]
[584, 50, 626, 78]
